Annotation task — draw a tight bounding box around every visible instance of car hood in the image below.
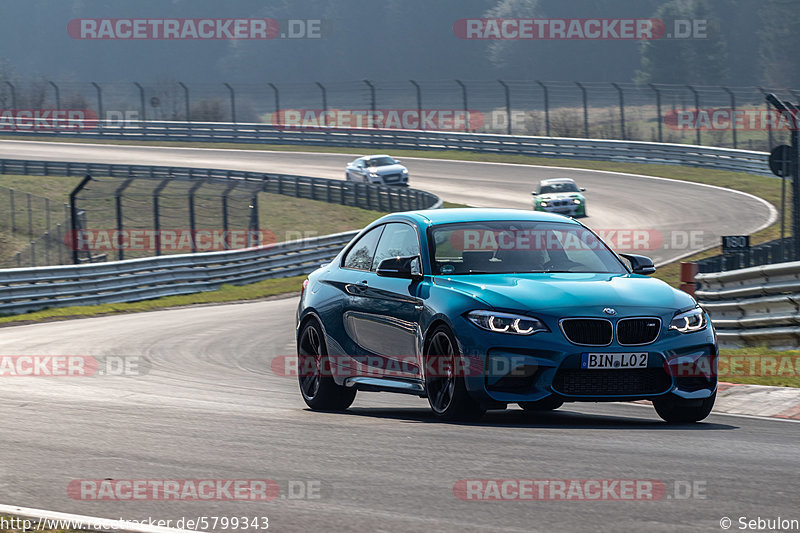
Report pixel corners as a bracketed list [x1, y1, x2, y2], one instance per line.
[432, 273, 694, 315]
[536, 192, 584, 201]
[370, 164, 406, 174]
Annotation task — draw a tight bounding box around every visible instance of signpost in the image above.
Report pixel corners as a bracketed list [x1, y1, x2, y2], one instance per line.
[766, 94, 800, 261]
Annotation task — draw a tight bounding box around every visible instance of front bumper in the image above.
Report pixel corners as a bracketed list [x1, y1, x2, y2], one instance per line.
[455, 316, 717, 406]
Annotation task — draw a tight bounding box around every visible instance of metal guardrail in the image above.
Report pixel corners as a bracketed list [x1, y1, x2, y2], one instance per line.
[1, 120, 773, 177]
[696, 261, 800, 347]
[697, 237, 794, 274]
[0, 231, 358, 315]
[0, 157, 442, 214]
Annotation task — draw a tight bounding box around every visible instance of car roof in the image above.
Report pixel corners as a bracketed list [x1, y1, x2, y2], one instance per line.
[378, 208, 581, 226]
[361, 154, 392, 160]
[540, 178, 576, 184]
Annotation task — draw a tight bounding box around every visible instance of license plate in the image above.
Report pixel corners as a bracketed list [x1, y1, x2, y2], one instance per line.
[581, 352, 648, 369]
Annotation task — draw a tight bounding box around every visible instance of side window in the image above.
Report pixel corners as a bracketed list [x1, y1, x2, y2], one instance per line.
[372, 223, 421, 272]
[343, 226, 384, 271]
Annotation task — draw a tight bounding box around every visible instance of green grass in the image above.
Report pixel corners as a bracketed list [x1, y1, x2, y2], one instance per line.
[718, 347, 800, 388]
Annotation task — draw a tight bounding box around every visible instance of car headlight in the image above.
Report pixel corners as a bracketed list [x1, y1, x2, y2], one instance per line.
[572, 198, 582, 204]
[669, 306, 707, 333]
[369, 171, 379, 178]
[402, 169, 408, 174]
[539, 201, 550, 207]
[466, 310, 549, 335]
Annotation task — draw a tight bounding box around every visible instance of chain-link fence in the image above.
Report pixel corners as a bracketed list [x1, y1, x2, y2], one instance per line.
[1, 79, 795, 151]
[0, 185, 70, 268]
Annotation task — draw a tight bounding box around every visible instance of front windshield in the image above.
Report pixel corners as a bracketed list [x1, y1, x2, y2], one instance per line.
[430, 221, 626, 275]
[539, 182, 579, 194]
[366, 156, 395, 167]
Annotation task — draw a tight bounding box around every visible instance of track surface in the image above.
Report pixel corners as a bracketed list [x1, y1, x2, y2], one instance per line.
[0, 301, 797, 532]
[0, 140, 794, 532]
[0, 140, 775, 265]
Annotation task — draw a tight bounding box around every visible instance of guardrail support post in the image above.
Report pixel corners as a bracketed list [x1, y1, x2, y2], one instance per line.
[648, 83, 662, 143]
[536, 81, 550, 137]
[269, 83, 280, 126]
[133, 82, 146, 124]
[611, 83, 625, 140]
[575, 82, 589, 138]
[223, 82, 236, 123]
[91, 82, 103, 125]
[409, 80, 422, 130]
[455, 79, 468, 132]
[363, 79, 376, 128]
[178, 82, 190, 121]
[498, 79, 511, 135]
[69, 175, 93, 265]
[315, 82, 328, 126]
[686, 85, 701, 145]
[723, 87, 737, 148]
[3, 81, 15, 109]
[48, 81, 61, 110]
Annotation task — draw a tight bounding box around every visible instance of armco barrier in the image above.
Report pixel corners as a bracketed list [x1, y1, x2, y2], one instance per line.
[0, 120, 773, 177]
[696, 261, 800, 348]
[0, 158, 442, 213]
[0, 231, 358, 315]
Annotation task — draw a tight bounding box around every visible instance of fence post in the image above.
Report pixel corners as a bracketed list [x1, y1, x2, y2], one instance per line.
[575, 82, 589, 138]
[221, 182, 237, 249]
[152, 178, 170, 256]
[69, 175, 93, 265]
[56, 223, 63, 264]
[723, 86, 736, 149]
[45, 197, 50, 231]
[536, 81, 550, 137]
[498, 79, 511, 135]
[26, 193, 32, 236]
[269, 83, 280, 125]
[44, 231, 50, 265]
[611, 83, 625, 140]
[364, 79, 376, 127]
[3, 81, 15, 109]
[686, 85, 701, 145]
[223, 82, 236, 123]
[114, 178, 135, 261]
[9, 189, 15, 234]
[178, 81, 190, 121]
[315, 82, 328, 126]
[455, 79, 468, 132]
[188, 180, 205, 254]
[648, 83, 662, 143]
[410, 80, 422, 130]
[30, 241, 36, 267]
[133, 82, 146, 124]
[248, 192, 259, 247]
[91, 82, 103, 124]
[48, 81, 61, 110]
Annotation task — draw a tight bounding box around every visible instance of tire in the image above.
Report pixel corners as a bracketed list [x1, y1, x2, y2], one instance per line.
[297, 319, 356, 412]
[653, 392, 715, 423]
[518, 396, 564, 412]
[424, 325, 485, 421]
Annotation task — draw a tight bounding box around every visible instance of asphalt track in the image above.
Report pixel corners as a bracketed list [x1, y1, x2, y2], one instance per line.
[0, 140, 794, 532]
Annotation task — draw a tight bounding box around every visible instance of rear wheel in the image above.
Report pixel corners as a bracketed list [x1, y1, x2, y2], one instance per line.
[519, 396, 564, 412]
[653, 392, 715, 423]
[297, 319, 356, 411]
[424, 325, 485, 421]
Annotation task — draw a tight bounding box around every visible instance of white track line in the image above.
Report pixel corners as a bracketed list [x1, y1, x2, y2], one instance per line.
[0, 504, 204, 533]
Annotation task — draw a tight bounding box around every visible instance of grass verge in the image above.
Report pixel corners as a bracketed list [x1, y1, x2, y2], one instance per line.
[718, 348, 800, 388]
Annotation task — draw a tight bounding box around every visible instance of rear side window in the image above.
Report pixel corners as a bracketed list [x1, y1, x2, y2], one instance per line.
[343, 225, 384, 271]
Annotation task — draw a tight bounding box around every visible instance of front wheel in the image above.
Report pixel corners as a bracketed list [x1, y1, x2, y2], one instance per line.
[297, 319, 356, 412]
[653, 392, 715, 423]
[424, 326, 485, 421]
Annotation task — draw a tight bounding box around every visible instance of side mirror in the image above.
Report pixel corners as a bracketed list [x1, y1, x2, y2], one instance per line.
[376, 256, 422, 280]
[580, 187, 586, 192]
[620, 253, 656, 275]
[394, 159, 402, 164]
